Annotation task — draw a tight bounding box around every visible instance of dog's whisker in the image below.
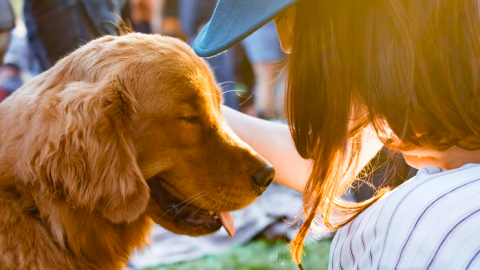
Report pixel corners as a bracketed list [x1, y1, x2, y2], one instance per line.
[192, 199, 212, 217]
[218, 81, 236, 87]
[173, 190, 208, 208]
[222, 89, 247, 97]
[221, 89, 243, 94]
[159, 192, 208, 220]
[215, 188, 231, 214]
[158, 191, 208, 219]
[196, 188, 228, 218]
[207, 188, 228, 213]
[206, 197, 224, 214]
[216, 193, 229, 214]
[204, 89, 248, 98]
[171, 192, 210, 219]
[167, 190, 207, 210]
[171, 191, 208, 210]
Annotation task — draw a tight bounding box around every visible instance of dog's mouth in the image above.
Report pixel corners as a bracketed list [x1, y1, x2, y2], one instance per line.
[146, 175, 235, 237]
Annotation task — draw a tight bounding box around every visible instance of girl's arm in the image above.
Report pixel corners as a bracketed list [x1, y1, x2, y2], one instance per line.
[222, 106, 383, 193]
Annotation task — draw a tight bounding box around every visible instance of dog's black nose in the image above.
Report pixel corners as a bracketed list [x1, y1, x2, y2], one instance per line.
[252, 165, 275, 188]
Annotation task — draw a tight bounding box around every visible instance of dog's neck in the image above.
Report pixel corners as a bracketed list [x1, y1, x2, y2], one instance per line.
[0, 181, 153, 270]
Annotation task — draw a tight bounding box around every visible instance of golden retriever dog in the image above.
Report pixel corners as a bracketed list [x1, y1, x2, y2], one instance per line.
[0, 33, 274, 270]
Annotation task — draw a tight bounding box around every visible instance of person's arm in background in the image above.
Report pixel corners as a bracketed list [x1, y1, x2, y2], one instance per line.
[150, 0, 166, 34]
[0, 0, 15, 102]
[222, 106, 384, 193]
[0, 0, 15, 61]
[0, 31, 10, 62]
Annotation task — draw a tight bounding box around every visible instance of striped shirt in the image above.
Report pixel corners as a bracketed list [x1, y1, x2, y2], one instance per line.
[329, 163, 480, 270]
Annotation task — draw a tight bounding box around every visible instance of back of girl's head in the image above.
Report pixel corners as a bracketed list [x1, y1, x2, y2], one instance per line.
[287, 0, 480, 266]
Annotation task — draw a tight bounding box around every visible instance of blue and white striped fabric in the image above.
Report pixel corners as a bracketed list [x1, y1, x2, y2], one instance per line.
[329, 163, 480, 270]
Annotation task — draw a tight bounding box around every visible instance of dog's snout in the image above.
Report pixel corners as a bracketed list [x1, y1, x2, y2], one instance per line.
[252, 164, 275, 189]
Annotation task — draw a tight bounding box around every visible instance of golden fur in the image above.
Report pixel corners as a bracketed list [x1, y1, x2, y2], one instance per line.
[0, 33, 271, 270]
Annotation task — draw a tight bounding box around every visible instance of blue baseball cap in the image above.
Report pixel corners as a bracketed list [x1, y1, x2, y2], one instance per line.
[193, 0, 297, 57]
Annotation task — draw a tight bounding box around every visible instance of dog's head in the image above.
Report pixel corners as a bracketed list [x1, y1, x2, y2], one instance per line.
[120, 34, 275, 236]
[1, 33, 273, 237]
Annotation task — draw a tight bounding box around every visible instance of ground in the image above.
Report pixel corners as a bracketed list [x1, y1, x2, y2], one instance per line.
[143, 239, 331, 270]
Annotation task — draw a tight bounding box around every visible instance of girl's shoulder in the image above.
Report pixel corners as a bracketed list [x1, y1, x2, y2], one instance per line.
[365, 163, 480, 217]
[329, 163, 480, 270]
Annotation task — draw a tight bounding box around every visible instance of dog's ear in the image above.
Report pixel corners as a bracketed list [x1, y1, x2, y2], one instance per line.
[38, 76, 149, 223]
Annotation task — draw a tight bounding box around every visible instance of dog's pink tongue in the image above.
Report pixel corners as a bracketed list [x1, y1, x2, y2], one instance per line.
[218, 212, 235, 238]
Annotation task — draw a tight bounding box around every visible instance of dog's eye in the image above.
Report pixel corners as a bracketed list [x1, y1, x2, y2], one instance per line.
[179, 116, 199, 123]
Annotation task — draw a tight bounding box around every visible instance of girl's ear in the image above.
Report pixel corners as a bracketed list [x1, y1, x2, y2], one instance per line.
[274, 5, 296, 54]
[38, 76, 149, 223]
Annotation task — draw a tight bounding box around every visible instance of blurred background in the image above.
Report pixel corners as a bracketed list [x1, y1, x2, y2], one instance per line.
[0, 0, 414, 269]
[1, 0, 289, 121]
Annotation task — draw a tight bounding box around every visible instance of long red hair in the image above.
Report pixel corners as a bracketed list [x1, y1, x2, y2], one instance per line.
[286, 0, 480, 266]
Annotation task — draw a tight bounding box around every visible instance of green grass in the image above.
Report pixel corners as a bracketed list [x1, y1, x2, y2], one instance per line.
[142, 239, 331, 270]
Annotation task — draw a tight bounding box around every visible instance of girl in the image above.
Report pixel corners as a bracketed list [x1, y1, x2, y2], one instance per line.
[194, 0, 480, 269]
